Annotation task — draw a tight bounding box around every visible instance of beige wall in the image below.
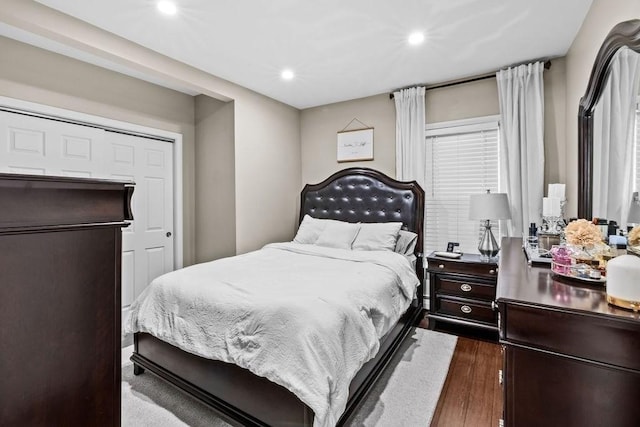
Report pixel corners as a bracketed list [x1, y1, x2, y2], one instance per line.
[301, 68, 566, 189]
[544, 57, 568, 187]
[301, 94, 395, 185]
[564, 0, 640, 217]
[195, 96, 236, 262]
[426, 77, 499, 123]
[234, 93, 301, 253]
[0, 35, 198, 266]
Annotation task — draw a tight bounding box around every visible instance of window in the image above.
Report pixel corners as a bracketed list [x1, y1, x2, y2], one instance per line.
[424, 116, 501, 255]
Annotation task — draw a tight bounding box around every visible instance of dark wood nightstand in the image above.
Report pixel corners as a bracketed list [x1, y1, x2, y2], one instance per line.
[426, 252, 498, 339]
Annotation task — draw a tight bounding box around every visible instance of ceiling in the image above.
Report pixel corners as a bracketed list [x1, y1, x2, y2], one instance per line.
[9, 0, 594, 109]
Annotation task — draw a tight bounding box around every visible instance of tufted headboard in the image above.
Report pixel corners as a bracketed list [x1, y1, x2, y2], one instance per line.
[299, 167, 425, 259]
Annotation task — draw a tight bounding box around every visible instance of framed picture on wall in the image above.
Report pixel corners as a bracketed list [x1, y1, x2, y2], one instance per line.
[337, 128, 374, 162]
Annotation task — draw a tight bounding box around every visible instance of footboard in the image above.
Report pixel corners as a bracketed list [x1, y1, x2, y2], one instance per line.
[132, 333, 313, 426]
[131, 301, 422, 427]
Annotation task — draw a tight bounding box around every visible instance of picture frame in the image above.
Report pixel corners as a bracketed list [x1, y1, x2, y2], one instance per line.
[337, 128, 374, 162]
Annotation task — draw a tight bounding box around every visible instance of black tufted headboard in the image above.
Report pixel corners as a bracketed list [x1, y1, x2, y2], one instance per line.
[299, 167, 425, 260]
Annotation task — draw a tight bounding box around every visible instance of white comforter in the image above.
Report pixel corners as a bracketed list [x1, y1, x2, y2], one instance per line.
[125, 242, 419, 427]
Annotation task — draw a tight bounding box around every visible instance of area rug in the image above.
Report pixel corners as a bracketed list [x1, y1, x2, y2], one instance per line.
[121, 327, 457, 427]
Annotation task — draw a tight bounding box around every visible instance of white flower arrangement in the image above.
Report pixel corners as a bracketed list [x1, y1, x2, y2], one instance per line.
[564, 219, 602, 248]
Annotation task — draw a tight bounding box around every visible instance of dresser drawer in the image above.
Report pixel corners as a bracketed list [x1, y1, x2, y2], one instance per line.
[435, 276, 495, 301]
[428, 258, 498, 279]
[503, 303, 640, 371]
[436, 297, 497, 325]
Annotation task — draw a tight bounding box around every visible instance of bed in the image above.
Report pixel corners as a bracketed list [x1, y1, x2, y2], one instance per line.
[128, 167, 425, 427]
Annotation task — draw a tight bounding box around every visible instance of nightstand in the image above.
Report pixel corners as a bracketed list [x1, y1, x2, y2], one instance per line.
[426, 252, 498, 339]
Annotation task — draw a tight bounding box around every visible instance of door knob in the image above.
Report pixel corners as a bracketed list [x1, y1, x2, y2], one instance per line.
[166, 232, 172, 237]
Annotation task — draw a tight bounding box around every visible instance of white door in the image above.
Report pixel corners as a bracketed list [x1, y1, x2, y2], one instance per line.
[105, 132, 174, 305]
[0, 111, 107, 177]
[0, 110, 175, 306]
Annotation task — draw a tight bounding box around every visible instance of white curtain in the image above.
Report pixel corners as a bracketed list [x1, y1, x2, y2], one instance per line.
[394, 87, 426, 188]
[496, 62, 545, 237]
[592, 47, 640, 227]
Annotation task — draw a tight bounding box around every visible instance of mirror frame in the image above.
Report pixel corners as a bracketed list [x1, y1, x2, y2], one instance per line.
[578, 19, 640, 219]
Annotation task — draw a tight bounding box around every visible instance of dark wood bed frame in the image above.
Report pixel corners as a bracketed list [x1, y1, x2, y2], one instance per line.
[131, 167, 425, 426]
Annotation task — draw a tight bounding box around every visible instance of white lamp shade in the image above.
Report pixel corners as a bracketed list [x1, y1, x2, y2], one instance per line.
[469, 192, 511, 220]
[629, 192, 640, 223]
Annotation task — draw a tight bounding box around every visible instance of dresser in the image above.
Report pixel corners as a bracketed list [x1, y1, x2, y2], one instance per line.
[497, 237, 640, 427]
[0, 174, 133, 426]
[426, 252, 498, 338]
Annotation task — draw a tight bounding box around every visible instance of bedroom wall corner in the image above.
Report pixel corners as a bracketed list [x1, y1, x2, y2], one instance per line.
[543, 56, 568, 189]
[195, 95, 237, 262]
[233, 90, 301, 255]
[564, 0, 640, 217]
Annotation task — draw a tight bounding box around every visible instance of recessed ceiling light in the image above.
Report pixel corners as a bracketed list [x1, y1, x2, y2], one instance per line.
[157, 1, 177, 16]
[408, 32, 425, 46]
[281, 69, 295, 80]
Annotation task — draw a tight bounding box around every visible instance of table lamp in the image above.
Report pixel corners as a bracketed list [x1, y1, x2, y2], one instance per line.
[469, 190, 511, 260]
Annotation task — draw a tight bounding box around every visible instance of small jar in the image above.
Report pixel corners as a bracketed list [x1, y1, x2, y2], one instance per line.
[551, 245, 572, 274]
[594, 218, 609, 241]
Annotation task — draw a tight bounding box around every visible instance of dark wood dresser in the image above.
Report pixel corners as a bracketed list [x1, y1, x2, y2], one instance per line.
[426, 252, 498, 338]
[0, 174, 133, 426]
[497, 237, 640, 427]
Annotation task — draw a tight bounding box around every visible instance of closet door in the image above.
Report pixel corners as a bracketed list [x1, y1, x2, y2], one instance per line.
[0, 110, 107, 177]
[105, 131, 174, 303]
[0, 110, 175, 305]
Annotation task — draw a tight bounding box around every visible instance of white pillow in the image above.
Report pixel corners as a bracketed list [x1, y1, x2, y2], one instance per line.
[353, 222, 403, 252]
[395, 229, 418, 255]
[315, 220, 360, 249]
[293, 215, 326, 244]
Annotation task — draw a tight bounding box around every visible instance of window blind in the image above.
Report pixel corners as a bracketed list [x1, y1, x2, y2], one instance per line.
[424, 118, 500, 255]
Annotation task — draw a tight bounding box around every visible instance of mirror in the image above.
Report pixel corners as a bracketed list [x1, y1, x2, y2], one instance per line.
[578, 19, 640, 226]
[591, 46, 640, 226]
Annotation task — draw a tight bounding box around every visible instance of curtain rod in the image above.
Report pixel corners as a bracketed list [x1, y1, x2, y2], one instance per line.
[389, 60, 552, 99]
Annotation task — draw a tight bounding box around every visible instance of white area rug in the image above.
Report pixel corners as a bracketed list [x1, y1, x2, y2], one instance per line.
[121, 327, 457, 427]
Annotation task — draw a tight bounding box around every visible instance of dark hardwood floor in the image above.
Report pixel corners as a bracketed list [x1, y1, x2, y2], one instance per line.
[419, 312, 503, 427]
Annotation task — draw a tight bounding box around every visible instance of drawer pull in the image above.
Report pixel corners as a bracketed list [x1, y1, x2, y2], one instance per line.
[489, 269, 496, 275]
[460, 305, 472, 314]
[438, 264, 445, 269]
[460, 284, 472, 292]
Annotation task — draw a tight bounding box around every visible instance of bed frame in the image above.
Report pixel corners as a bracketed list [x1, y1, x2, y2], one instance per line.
[131, 167, 425, 426]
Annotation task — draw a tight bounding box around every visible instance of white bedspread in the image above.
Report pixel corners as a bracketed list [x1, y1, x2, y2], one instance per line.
[125, 242, 419, 427]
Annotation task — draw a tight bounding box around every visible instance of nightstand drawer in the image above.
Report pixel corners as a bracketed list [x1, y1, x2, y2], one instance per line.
[435, 276, 495, 301]
[436, 297, 497, 325]
[428, 258, 498, 279]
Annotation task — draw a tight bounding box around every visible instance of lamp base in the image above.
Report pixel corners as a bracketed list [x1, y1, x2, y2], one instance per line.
[478, 220, 500, 261]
